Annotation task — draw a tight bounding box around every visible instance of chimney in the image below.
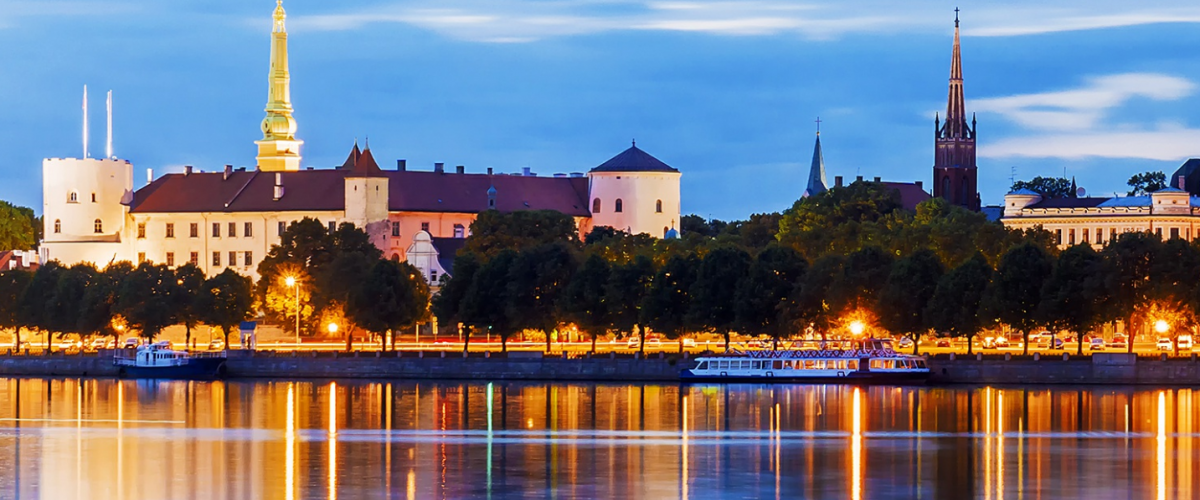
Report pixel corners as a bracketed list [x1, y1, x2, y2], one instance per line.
[487, 167, 494, 175]
[873, 176, 881, 182]
[1180, 175, 1186, 190]
[223, 164, 233, 180]
[397, 159, 407, 171]
[434, 162, 444, 173]
[273, 173, 285, 201]
[835, 176, 843, 188]
[915, 180, 923, 190]
[570, 172, 584, 178]
[522, 167, 532, 176]
[554, 173, 567, 178]
[456, 165, 465, 174]
[184, 165, 193, 176]
[856, 175, 863, 183]
[146, 168, 153, 186]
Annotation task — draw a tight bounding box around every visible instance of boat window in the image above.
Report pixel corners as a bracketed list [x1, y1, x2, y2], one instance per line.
[847, 360, 858, 370]
[698, 361, 708, 370]
[740, 361, 751, 370]
[751, 361, 761, 370]
[916, 360, 926, 369]
[804, 360, 815, 369]
[773, 360, 783, 370]
[720, 361, 729, 370]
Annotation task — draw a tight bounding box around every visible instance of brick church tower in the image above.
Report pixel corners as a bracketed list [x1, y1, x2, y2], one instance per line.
[933, 11, 980, 211]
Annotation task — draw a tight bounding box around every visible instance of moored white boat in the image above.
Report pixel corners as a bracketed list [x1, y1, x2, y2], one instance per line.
[114, 342, 227, 379]
[681, 339, 930, 384]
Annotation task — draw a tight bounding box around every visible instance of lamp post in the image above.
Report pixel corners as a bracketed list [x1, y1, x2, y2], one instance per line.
[849, 320, 865, 337]
[286, 276, 299, 347]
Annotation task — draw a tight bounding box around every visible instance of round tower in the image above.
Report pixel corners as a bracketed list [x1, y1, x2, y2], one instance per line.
[587, 142, 681, 238]
[42, 157, 133, 266]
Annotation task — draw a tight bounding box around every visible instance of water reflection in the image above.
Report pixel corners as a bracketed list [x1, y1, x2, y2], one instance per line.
[0, 380, 1197, 498]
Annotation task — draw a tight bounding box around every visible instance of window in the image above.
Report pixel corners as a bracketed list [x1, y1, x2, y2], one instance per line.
[421, 222, 430, 232]
[592, 198, 601, 213]
[1082, 228, 1089, 243]
[228, 222, 237, 238]
[166, 223, 175, 238]
[244, 222, 253, 237]
[136, 222, 145, 239]
[137, 252, 146, 264]
[453, 224, 465, 238]
[278, 221, 286, 236]
[228, 251, 236, 266]
[431, 269, 438, 283]
[190, 223, 198, 238]
[53, 219, 61, 234]
[392, 221, 400, 237]
[244, 251, 253, 266]
[614, 199, 623, 213]
[656, 199, 663, 213]
[1171, 227, 1180, 240]
[68, 191, 78, 203]
[166, 252, 175, 267]
[94, 219, 103, 234]
[1096, 229, 1103, 244]
[213, 223, 220, 237]
[328, 221, 336, 232]
[190, 252, 199, 265]
[1055, 229, 1062, 245]
[212, 252, 221, 266]
[91, 193, 96, 203]
[1068, 229, 1075, 245]
[1156, 228, 1163, 238]
[1110, 228, 1117, 240]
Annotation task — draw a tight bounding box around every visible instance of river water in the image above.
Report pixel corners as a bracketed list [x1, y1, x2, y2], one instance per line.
[0, 379, 1193, 499]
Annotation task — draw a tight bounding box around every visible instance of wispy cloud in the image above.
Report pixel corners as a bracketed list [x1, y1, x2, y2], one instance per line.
[287, 1, 1200, 43]
[977, 73, 1200, 161]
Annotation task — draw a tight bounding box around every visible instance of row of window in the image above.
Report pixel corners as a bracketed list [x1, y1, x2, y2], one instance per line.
[391, 221, 466, 238]
[592, 199, 665, 214]
[1055, 226, 1191, 246]
[66, 192, 96, 203]
[136, 251, 254, 268]
[138, 222, 256, 239]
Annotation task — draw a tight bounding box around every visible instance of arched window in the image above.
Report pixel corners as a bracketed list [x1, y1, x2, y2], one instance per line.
[68, 191, 78, 203]
[615, 199, 623, 213]
[941, 176, 951, 201]
[54, 219, 61, 234]
[93, 219, 103, 234]
[656, 200, 663, 213]
[91, 193, 96, 203]
[592, 198, 601, 213]
[390, 254, 401, 262]
[453, 224, 465, 238]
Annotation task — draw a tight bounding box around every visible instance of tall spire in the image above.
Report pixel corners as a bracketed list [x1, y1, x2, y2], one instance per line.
[256, 0, 303, 171]
[943, 7, 967, 140]
[803, 124, 827, 198]
[932, 9, 979, 211]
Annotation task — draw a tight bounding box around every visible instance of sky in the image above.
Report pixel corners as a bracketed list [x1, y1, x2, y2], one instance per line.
[4, 0, 1200, 220]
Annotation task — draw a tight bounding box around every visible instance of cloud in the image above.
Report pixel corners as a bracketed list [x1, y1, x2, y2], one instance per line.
[974, 73, 1195, 131]
[286, 1, 1200, 43]
[981, 126, 1200, 161]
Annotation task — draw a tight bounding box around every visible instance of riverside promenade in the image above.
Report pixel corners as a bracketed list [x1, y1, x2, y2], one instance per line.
[3, 350, 1200, 384]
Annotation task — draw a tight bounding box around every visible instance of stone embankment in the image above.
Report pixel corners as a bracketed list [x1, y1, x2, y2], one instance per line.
[1, 350, 1198, 385]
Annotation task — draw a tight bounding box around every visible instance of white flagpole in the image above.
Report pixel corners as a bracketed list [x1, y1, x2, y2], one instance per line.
[82, 85, 89, 159]
[106, 90, 113, 159]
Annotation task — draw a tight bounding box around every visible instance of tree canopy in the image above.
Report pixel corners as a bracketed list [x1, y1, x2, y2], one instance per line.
[1010, 177, 1074, 199]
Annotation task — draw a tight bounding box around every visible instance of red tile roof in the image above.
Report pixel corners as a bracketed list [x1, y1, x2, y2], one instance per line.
[879, 182, 932, 212]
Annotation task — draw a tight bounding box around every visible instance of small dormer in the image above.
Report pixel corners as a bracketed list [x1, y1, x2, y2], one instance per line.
[1002, 188, 1042, 218]
[1151, 187, 1191, 215]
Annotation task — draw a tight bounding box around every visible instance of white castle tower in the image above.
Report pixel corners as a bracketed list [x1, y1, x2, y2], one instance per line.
[587, 141, 682, 238]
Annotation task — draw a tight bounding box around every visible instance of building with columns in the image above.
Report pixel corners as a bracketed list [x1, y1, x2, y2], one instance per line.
[39, 1, 682, 284]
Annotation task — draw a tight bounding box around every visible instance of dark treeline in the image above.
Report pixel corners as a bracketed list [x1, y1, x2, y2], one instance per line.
[0, 218, 430, 351]
[434, 181, 1200, 355]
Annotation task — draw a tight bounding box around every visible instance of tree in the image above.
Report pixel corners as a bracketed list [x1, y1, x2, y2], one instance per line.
[1010, 177, 1073, 199]
[0, 201, 37, 250]
[1150, 239, 1200, 354]
[47, 263, 99, 343]
[983, 243, 1054, 355]
[506, 243, 577, 352]
[18, 262, 63, 349]
[642, 254, 699, 353]
[829, 246, 894, 315]
[464, 210, 581, 261]
[348, 260, 431, 350]
[777, 181, 903, 261]
[925, 253, 992, 354]
[1038, 244, 1108, 355]
[116, 263, 179, 341]
[1127, 171, 1166, 196]
[432, 252, 481, 352]
[1102, 232, 1163, 352]
[174, 263, 206, 349]
[198, 269, 254, 348]
[0, 269, 32, 347]
[460, 250, 519, 352]
[558, 254, 611, 353]
[734, 245, 806, 349]
[719, 213, 782, 250]
[606, 255, 655, 343]
[687, 246, 752, 350]
[680, 215, 726, 238]
[78, 262, 132, 342]
[877, 249, 944, 354]
[584, 228, 656, 264]
[316, 252, 375, 350]
[781, 255, 844, 340]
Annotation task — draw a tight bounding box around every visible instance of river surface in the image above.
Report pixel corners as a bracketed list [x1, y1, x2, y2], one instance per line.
[0, 379, 1194, 499]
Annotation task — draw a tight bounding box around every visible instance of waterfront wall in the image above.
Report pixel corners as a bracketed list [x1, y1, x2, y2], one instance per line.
[2, 351, 1200, 385]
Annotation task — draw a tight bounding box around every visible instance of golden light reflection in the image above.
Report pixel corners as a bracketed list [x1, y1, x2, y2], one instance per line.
[1158, 390, 1166, 500]
[286, 382, 295, 500]
[682, 394, 689, 500]
[329, 381, 337, 500]
[997, 391, 1004, 500]
[852, 387, 862, 500]
[407, 468, 416, 500]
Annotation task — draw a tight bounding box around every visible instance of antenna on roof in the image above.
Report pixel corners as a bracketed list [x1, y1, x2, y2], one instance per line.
[106, 90, 113, 159]
[82, 85, 89, 159]
[632, 138, 636, 147]
[1009, 166, 1016, 186]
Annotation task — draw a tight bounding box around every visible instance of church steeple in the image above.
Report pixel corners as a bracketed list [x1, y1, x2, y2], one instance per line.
[803, 120, 827, 198]
[932, 9, 979, 211]
[256, 0, 303, 172]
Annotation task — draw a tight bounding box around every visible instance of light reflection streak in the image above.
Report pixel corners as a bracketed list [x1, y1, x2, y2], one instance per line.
[407, 469, 416, 500]
[487, 382, 493, 500]
[852, 387, 862, 500]
[76, 379, 82, 500]
[682, 394, 689, 500]
[997, 391, 1004, 500]
[286, 382, 295, 500]
[985, 387, 992, 500]
[774, 402, 781, 500]
[1158, 391, 1166, 500]
[329, 381, 337, 500]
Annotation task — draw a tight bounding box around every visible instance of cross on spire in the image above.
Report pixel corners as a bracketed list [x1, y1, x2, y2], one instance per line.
[815, 116, 822, 135]
[955, 7, 960, 27]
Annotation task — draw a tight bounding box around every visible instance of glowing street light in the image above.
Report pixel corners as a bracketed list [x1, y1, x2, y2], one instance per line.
[285, 276, 299, 346]
[1155, 320, 1170, 334]
[849, 320, 865, 337]
[328, 323, 339, 335]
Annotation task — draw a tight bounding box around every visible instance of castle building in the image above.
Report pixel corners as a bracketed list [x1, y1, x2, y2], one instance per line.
[933, 12, 980, 211]
[39, 1, 682, 283]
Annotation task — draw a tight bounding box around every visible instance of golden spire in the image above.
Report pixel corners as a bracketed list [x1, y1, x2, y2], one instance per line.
[256, 0, 303, 171]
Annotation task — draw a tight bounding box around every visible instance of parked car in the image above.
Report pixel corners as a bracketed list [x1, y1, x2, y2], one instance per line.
[1157, 338, 1174, 351]
[209, 338, 225, 350]
[681, 338, 696, 348]
[87, 338, 108, 350]
[1089, 338, 1105, 351]
[994, 336, 1009, 348]
[645, 338, 662, 348]
[626, 337, 640, 348]
[982, 337, 997, 349]
[936, 339, 952, 348]
[898, 338, 914, 349]
[1110, 336, 1128, 350]
[58, 339, 83, 351]
[123, 338, 141, 349]
[1179, 335, 1193, 350]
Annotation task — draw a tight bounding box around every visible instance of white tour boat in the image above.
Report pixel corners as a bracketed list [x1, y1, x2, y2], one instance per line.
[682, 339, 930, 383]
[114, 342, 227, 379]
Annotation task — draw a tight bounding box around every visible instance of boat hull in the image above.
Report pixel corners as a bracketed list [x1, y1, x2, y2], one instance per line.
[680, 370, 930, 385]
[116, 358, 227, 380]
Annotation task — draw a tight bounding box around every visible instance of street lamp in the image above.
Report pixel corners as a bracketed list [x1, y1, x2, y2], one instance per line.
[849, 320, 865, 337]
[328, 323, 338, 335]
[1155, 320, 1170, 334]
[285, 276, 299, 346]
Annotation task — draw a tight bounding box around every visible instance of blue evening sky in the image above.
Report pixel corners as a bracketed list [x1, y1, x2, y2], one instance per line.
[3, 0, 1200, 220]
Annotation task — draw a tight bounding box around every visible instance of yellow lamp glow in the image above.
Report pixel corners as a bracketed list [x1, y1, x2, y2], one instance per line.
[285, 276, 296, 287]
[849, 320, 865, 336]
[1155, 320, 1170, 334]
[327, 323, 338, 334]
